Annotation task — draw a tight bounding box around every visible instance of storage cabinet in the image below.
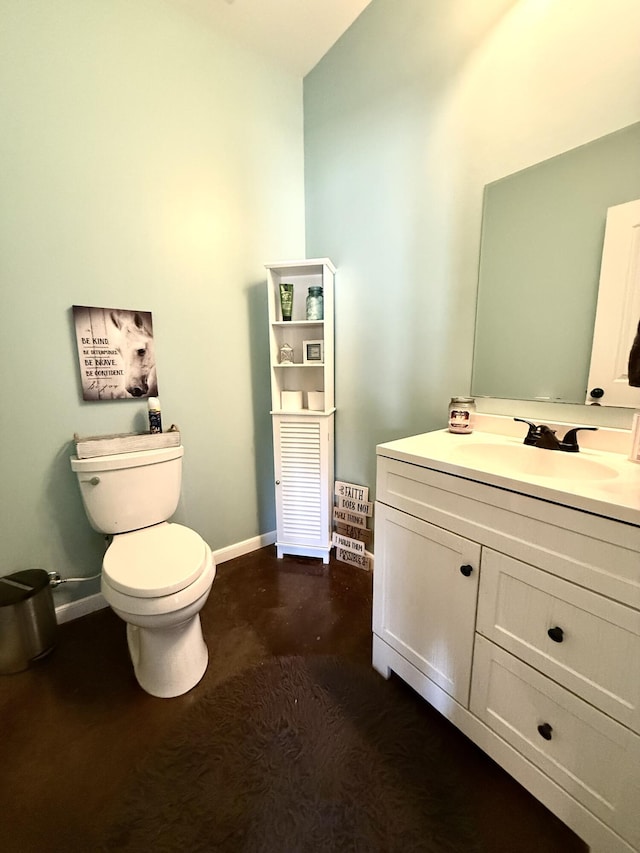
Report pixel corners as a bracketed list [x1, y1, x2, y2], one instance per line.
[373, 445, 640, 853]
[265, 259, 335, 562]
[272, 414, 334, 559]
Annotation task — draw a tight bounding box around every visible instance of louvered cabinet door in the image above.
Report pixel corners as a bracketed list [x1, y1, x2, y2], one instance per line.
[273, 414, 334, 562]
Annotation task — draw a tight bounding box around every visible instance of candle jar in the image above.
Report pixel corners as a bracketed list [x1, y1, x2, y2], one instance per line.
[448, 397, 476, 434]
[306, 286, 323, 320]
[279, 342, 294, 364]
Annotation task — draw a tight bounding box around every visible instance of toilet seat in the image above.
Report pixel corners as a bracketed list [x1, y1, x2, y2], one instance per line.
[103, 522, 207, 597]
[101, 553, 215, 617]
[102, 534, 215, 618]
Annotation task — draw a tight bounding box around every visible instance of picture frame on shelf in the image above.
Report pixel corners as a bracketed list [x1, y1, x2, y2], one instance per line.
[303, 340, 324, 364]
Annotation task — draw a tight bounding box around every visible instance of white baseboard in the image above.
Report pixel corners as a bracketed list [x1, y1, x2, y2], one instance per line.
[54, 530, 278, 624]
[213, 530, 276, 564]
[55, 592, 108, 624]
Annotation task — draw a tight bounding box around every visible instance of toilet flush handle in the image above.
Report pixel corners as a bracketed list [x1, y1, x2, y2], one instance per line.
[81, 476, 101, 486]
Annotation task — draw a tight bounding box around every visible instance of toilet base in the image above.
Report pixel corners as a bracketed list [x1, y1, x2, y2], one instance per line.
[126, 614, 208, 698]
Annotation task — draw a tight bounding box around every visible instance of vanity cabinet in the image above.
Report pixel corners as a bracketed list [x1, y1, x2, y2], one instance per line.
[373, 446, 640, 853]
[265, 259, 335, 562]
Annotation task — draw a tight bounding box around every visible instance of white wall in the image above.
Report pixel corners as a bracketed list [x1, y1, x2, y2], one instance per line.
[0, 0, 305, 603]
[304, 0, 640, 494]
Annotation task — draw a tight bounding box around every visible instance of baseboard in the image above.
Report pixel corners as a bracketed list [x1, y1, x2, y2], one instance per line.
[54, 530, 278, 624]
[55, 592, 108, 624]
[213, 530, 277, 564]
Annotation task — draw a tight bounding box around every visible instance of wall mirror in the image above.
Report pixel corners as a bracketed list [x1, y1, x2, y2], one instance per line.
[471, 121, 640, 406]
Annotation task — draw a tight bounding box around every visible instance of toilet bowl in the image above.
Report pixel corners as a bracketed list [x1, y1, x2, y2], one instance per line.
[70, 444, 216, 698]
[101, 522, 216, 698]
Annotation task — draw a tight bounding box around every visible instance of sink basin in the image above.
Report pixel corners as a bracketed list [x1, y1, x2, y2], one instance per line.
[452, 443, 619, 482]
[377, 424, 640, 526]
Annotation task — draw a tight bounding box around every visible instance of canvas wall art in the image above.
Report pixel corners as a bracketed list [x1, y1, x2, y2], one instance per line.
[73, 305, 158, 401]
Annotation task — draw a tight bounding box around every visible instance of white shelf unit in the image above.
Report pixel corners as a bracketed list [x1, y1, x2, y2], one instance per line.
[265, 259, 336, 563]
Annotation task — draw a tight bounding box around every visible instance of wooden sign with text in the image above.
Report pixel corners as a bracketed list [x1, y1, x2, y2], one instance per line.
[334, 522, 372, 546]
[332, 479, 373, 572]
[335, 481, 369, 503]
[336, 495, 373, 517]
[333, 507, 368, 528]
[336, 548, 371, 571]
[332, 532, 365, 555]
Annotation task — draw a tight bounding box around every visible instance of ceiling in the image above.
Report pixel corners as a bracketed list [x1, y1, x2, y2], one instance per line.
[170, 0, 374, 76]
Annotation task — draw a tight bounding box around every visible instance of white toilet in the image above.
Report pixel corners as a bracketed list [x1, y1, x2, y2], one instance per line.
[70, 445, 215, 698]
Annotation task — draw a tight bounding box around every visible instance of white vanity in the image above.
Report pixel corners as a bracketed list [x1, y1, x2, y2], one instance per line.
[373, 415, 640, 853]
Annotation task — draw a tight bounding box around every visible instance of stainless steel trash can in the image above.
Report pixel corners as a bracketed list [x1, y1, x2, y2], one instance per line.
[0, 569, 57, 674]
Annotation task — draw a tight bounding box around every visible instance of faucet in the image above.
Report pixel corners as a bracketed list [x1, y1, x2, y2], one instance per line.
[514, 418, 597, 452]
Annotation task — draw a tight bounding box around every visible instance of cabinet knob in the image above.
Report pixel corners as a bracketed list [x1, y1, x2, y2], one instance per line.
[537, 722, 553, 741]
[459, 564, 473, 577]
[275, 480, 281, 485]
[547, 626, 564, 643]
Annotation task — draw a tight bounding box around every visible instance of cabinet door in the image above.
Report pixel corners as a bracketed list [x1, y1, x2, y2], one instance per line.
[373, 502, 480, 705]
[273, 415, 332, 551]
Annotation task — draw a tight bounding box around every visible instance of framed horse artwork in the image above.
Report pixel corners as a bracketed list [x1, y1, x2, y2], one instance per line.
[72, 305, 159, 401]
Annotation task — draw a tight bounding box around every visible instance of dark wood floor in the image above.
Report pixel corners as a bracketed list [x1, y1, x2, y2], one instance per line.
[0, 547, 587, 852]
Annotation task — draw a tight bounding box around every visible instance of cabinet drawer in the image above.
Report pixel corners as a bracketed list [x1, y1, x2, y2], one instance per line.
[471, 635, 640, 849]
[477, 549, 640, 733]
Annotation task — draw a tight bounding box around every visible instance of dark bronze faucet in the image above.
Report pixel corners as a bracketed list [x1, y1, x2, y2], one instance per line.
[514, 418, 597, 452]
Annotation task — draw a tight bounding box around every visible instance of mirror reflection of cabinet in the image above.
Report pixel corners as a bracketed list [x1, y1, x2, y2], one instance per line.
[586, 198, 640, 407]
[265, 259, 336, 563]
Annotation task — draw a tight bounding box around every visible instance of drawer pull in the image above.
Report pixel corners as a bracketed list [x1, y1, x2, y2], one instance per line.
[459, 564, 473, 577]
[547, 626, 564, 643]
[537, 722, 553, 741]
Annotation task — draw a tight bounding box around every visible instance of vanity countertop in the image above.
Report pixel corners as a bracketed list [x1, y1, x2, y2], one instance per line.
[377, 427, 640, 527]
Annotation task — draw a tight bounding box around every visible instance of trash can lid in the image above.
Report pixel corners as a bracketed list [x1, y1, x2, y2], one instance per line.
[0, 569, 50, 606]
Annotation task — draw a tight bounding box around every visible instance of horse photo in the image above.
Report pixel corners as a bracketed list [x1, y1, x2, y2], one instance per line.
[107, 309, 158, 398]
[73, 305, 159, 401]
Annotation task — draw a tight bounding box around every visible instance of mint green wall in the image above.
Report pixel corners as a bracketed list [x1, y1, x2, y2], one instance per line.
[304, 0, 640, 494]
[0, 0, 305, 604]
[4, 1, 640, 605]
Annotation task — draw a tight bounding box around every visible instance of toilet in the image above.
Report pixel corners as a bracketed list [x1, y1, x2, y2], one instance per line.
[70, 445, 215, 698]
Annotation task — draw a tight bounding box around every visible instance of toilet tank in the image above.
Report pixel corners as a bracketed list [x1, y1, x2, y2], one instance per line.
[70, 446, 184, 534]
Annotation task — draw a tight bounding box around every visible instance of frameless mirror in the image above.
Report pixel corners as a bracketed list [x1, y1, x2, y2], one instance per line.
[471, 121, 640, 404]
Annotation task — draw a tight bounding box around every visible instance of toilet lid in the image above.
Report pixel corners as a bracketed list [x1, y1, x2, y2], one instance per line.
[103, 523, 208, 598]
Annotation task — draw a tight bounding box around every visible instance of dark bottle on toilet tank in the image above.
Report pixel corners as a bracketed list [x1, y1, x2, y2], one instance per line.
[148, 397, 162, 433]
